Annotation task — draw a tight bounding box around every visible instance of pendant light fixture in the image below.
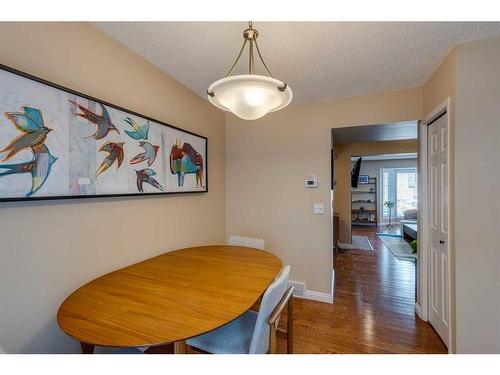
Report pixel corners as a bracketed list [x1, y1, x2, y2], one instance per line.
[207, 22, 293, 120]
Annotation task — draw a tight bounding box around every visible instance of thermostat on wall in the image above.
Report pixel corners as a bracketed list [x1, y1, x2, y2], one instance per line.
[305, 175, 318, 188]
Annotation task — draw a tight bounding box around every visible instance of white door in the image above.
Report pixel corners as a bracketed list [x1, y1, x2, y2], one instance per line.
[427, 113, 449, 347]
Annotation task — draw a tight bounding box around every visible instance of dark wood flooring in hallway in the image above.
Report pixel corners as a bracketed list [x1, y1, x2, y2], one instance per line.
[278, 225, 446, 353]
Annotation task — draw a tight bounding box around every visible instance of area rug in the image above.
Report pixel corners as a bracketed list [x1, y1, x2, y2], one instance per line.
[375, 232, 401, 238]
[377, 234, 416, 262]
[351, 235, 373, 251]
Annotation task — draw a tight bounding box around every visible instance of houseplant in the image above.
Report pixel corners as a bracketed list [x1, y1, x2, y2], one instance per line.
[410, 240, 417, 254]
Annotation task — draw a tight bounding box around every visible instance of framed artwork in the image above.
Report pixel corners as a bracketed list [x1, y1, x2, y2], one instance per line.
[358, 175, 369, 184]
[0, 64, 208, 202]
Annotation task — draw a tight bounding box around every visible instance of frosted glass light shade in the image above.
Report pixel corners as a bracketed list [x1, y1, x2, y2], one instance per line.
[207, 75, 293, 120]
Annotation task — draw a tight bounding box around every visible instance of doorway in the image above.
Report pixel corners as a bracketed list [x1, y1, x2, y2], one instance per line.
[331, 122, 420, 289]
[330, 120, 446, 353]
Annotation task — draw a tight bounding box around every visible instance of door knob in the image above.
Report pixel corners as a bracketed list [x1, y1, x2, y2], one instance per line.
[439, 240, 445, 244]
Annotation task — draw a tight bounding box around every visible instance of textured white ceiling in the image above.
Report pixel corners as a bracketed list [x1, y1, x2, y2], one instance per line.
[94, 22, 500, 102]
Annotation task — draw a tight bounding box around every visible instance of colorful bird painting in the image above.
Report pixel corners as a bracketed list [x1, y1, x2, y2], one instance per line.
[96, 141, 125, 177]
[170, 139, 204, 187]
[130, 141, 159, 166]
[0, 143, 58, 197]
[0, 107, 52, 161]
[135, 168, 164, 192]
[124, 117, 149, 140]
[69, 100, 119, 140]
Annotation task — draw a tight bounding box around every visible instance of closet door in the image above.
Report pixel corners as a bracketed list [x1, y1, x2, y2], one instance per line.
[427, 113, 449, 348]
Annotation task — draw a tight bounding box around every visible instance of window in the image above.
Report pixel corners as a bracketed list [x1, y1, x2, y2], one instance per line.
[381, 167, 418, 220]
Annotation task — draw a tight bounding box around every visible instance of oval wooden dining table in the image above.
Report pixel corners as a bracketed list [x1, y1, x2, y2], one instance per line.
[57, 245, 282, 353]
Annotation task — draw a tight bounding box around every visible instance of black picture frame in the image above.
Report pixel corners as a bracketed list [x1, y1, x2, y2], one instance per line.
[0, 63, 208, 202]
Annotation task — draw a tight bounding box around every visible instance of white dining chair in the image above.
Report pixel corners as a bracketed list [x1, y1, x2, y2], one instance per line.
[186, 265, 293, 354]
[227, 235, 265, 250]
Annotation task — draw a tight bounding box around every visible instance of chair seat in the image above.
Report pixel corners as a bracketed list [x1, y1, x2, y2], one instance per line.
[186, 311, 258, 354]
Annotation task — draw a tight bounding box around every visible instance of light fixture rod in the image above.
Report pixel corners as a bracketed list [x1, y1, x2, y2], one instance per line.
[225, 39, 248, 77]
[223, 21, 275, 78]
[254, 38, 273, 77]
[249, 40, 255, 74]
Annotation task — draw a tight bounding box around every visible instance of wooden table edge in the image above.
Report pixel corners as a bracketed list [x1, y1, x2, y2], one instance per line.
[56, 245, 282, 353]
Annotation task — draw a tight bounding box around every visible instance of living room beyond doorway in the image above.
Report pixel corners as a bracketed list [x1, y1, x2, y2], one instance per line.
[350, 153, 418, 263]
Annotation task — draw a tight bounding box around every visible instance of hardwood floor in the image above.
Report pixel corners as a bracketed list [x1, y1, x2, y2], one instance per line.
[148, 225, 447, 354]
[277, 225, 446, 354]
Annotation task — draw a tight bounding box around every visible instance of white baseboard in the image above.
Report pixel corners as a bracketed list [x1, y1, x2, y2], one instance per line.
[338, 242, 352, 250]
[415, 302, 425, 320]
[289, 280, 305, 297]
[303, 290, 334, 304]
[289, 269, 334, 304]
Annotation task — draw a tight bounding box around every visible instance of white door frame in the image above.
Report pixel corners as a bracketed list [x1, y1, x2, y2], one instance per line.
[417, 97, 452, 353]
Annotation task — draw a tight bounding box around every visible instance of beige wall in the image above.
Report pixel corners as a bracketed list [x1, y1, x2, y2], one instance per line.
[334, 140, 418, 243]
[454, 37, 500, 353]
[226, 89, 422, 294]
[421, 49, 457, 352]
[0, 23, 225, 353]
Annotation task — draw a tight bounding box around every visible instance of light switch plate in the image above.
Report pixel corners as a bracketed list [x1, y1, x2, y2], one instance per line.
[313, 203, 325, 215]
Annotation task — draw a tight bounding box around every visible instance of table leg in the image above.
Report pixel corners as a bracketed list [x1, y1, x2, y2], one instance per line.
[174, 340, 187, 354]
[80, 342, 95, 354]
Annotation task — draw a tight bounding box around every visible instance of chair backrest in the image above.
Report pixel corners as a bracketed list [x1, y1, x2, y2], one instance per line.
[0, 344, 6, 354]
[227, 235, 265, 250]
[249, 265, 291, 354]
